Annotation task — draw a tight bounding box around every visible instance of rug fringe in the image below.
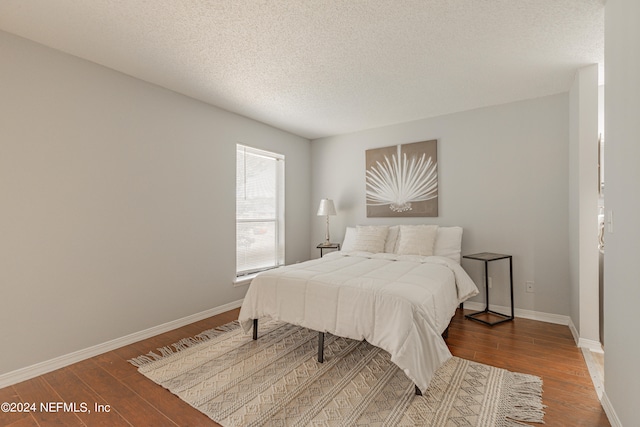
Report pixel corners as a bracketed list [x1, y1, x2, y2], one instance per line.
[503, 372, 546, 426]
[127, 320, 241, 368]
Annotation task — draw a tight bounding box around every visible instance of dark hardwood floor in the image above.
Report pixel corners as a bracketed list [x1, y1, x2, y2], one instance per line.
[0, 308, 610, 426]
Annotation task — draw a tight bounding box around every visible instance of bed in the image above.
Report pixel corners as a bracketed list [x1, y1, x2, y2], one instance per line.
[238, 224, 479, 393]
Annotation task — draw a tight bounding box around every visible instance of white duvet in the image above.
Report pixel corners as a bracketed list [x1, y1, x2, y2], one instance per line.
[238, 251, 479, 392]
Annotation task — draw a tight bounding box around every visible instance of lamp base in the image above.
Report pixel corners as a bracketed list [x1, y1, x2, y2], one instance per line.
[324, 216, 331, 247]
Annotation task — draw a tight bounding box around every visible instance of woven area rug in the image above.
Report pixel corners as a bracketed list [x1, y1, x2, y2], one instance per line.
[129, 320, 545, 426]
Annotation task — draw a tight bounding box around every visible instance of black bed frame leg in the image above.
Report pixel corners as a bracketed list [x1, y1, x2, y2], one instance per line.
[415, 385, 422, 396]
[318, 332, 325, 363]
[253, 319, 258, 340]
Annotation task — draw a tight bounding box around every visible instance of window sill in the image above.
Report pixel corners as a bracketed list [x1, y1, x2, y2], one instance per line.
[233, 273, 258, 287]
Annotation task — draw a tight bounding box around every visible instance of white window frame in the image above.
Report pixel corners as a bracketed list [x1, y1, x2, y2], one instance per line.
[235, 144, 285, 280]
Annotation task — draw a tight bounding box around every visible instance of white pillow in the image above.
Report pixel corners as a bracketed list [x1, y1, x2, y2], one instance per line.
[341, 226, 357, 251]
[396, 225, 439, 256]
[384, 225, 400, 253]
[351, 225, 389, 253]
[434, 226, 463, 263]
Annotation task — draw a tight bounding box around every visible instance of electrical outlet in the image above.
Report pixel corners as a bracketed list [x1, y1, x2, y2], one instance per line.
[526, 281, 535, 293]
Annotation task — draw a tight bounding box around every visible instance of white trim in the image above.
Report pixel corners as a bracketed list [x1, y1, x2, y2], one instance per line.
[581, 347, 604, 400]
[0, 299, 244, 389]
[578, 337, 604, 353]
[567, 317, 604, 352]
[233, 273, 256, 287]
[465, 302, 604, 352]
[462, 301, 571, 325]
[568, 317, 580, 345]
[601, 392, 623, 427]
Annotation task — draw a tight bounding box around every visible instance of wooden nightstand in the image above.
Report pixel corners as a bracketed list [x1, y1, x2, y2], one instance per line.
[317, 243, 340, 257]
[463, 252, 514, 326]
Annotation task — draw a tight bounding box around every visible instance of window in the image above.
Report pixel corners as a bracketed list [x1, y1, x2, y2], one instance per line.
[236, 144, 285, 277]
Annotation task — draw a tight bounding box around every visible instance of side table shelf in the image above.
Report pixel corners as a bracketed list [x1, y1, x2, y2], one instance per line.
[317, 243, 340, 257]
[463, 252, 514, 326]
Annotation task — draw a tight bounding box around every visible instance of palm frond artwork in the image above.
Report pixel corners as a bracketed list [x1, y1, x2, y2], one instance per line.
[366, 141, 438, 217]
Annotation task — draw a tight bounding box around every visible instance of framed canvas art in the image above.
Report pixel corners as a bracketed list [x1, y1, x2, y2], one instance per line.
[366, 140, 438, 217]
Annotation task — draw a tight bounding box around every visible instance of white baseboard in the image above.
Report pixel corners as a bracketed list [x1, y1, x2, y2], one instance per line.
[580, 347, 604, 400]
[601, 392, 623, 427]
[567, 317, 604, 352]
[578, 337, 604, 353]
[464, 302, 606, 352]
[462, 301, 571, 325]
[0, 299, 244, 389]
[568, 317, 580, 345]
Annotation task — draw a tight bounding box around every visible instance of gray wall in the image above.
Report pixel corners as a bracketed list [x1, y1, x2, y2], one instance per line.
[604, 0, 640, 424]
[311, 94, 570, 316]
[0, 31, 311, 376]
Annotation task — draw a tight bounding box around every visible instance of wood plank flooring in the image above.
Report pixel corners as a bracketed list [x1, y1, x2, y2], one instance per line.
[0, 308, 610, 426]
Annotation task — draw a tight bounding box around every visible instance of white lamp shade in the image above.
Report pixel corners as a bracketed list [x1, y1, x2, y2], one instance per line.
[317, 199, 337, 216]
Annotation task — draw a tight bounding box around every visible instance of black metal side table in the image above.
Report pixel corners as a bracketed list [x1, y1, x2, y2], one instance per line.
[317, 243, 340, 257]
[463, 252, 514, 326]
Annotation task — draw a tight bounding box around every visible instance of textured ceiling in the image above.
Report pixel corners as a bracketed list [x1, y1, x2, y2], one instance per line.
[0, 0, 604, 139]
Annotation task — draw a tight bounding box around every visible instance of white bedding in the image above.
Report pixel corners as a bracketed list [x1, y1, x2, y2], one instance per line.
[238, 251, 479, 392]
